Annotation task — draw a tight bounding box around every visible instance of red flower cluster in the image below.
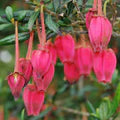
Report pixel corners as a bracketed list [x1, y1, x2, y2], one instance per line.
[86, 0, 117, 83]
[6, 0, 117, 117]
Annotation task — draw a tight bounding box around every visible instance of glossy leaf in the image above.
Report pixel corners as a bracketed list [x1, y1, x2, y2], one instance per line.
[0, 32, 29, 45]
[46, 15, 59, 33]
[28, 11, 39, 31]
[18, 11, 27, 21]
[0, 23, 12, 31]
[5, 6, 13, 21]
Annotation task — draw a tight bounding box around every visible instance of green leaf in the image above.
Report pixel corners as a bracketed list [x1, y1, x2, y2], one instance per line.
[0, 16, 8, 23]
[21, 109, 25, 120]
[17, 11, 27, 21]
[53, 0, 60, 11]
[28, 11, 39, 31]
[0, 23, 12, 31]
[30, 107, 52, 120]
[46, 15, 59, 33]
[86, 100, 96, 113]
[5, 6, 13, 21]
[0, 32, 29, 45]
[110, 83, 120, 115]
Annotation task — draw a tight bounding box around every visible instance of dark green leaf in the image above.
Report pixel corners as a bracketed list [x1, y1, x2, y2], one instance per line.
[17, 11, 27, 21]
[0, 23, 12, 31]
[46, 15, 59, 33]
[5, 6, 13, 21]
[21, 109, 25, 120]
[0, 32, 29, 45]
[30, 107, 52, 120]
[28, 11, 39, 31]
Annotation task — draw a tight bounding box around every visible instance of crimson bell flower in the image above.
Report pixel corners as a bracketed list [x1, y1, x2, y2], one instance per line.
[55, 34, 75, 63]
[74, 47, 93, 76]
[33, 63, 55, 91]
[7, 21, 25, 100]
[23, 84, 45, 116]
[88, 16, 112, 52]
[7, 72, 25, 100]
[46, 41, 57, 65]
[19, 58, 33, 84]
[93, 49, 117, 83]
[31, 48, 52, 77]
[64, 62, 80, 84]
[88, 0, 112, 52]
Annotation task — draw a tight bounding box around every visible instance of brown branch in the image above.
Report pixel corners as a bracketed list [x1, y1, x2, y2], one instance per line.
[58, 106, 90, 116]
[73, 0, 85, 21]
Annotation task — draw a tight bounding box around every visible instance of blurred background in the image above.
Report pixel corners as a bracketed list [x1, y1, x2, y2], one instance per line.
[0, 0, 120, 120]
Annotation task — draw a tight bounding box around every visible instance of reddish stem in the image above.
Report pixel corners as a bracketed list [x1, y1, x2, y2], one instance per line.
[93, 0, 97, 9]
[41, 5, 46, 45]
[26, 31, 34, 59]
[14, 21, 19, 72]
[36, 19, 42, 43]
[98, 0, 102, 15]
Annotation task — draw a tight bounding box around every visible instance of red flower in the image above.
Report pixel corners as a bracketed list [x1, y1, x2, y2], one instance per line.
[74, 47, 93, 76]
[46, 42, 57, 65]
[93, 49, 117, 83]
[88, 16, 112, 52]
[33, 64, 55, 91]
[23, 84, 45, 116]
[55, 34, 75, 63]
[64, 62, 80, 84]
[7, 72, 25, 100]
[31, 49, 52, 77]
[19, 58, 33, 84]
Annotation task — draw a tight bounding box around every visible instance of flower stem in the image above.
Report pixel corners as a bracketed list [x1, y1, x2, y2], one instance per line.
[26, 31, 34, 60]
[98, 0, 102, 16]
[103, 0, 110, 16]
[93, 0, 97, 9]
[36, 19, 42, 43]
[41, 4, 46, 45]
[14, 21, 19, 72]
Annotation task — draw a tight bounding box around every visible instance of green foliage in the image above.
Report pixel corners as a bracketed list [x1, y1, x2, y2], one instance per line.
[5, 6, 13, 21]
[46, 15, 59, 33]
[0, 32, 29, 45]
[21, 109, 25, 120]
[92, 83, 120, 120]
[28, 10, 39, 31]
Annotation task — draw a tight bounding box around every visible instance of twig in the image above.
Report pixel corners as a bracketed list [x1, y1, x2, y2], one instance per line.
[73, 0, 85, 21]
[58, 106, 90, 116]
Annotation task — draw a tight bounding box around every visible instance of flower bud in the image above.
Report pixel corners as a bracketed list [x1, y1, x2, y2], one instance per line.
[74, 47, 93, 76]
[88, 16, 112, 52]
[7, 72, 25, 100]
[64, 62, 80, 84]
[19, 58, 33, 84]
[31, 49, 52, 77]
[33, 64, 55, 91]
[23, 84, 45, 116]
[55, 34, 75, 63]
[93, 49, 117, 83]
